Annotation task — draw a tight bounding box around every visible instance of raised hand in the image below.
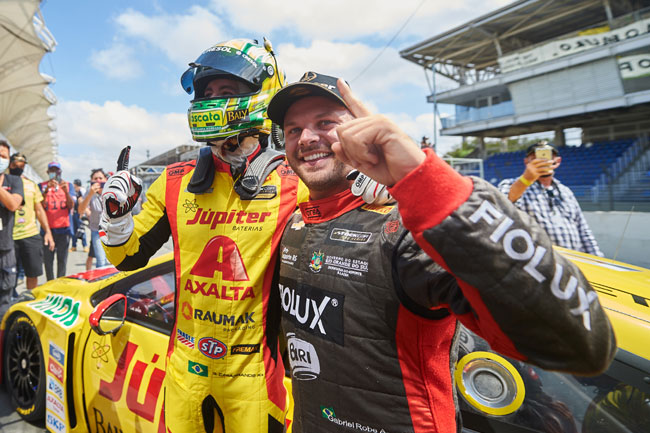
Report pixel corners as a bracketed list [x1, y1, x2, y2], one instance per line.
[102, 170, 142, 219]
[331, 79, 426, 186]
[101, 147, 142, 219]
[99, 147, 142, 246]
[523, 158, 558, 182]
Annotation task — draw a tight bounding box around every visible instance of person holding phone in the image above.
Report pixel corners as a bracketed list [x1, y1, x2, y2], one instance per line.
[39, 161, 75, 280]
[78, 168, 108, 269]
[498, 141, 603, 256]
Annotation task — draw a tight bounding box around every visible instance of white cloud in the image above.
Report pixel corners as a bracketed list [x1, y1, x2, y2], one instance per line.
[387, 111, 460, 156]
[210, 0, 512, 41]
[114, 6, 226, 64]
[90, 44, 142, 80]
[56, 100, 190, 181]
[277, 40, 428, 108]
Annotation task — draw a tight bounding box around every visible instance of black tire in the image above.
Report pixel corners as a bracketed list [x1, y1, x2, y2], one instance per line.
[3, 313, 46, 422]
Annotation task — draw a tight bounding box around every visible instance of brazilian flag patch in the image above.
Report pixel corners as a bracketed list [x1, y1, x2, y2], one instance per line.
[321, 406, 336, 419]
[188, 360, 208, 377]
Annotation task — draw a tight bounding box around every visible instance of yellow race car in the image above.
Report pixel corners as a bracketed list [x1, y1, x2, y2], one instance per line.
[1, 249, 648, 433]
[1, 254, 175, 433]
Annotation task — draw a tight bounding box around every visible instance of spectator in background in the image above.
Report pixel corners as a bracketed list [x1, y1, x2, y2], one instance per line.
[78, 168, 107, 269]
[9, 153, 54, 290]
[0, 141, 23, 304]
[498, 141, 604, 256]
[39, 161, 74, 280]
[70, 179, 88, 252]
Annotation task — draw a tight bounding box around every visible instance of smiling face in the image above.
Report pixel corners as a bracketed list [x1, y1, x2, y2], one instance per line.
[283, 96, 355, 200]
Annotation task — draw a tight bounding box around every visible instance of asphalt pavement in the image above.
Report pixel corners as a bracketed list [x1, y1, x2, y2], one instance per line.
[0, 233, 172, 433]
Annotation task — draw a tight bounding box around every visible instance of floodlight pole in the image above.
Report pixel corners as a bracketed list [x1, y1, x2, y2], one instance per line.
[432, 64, 437, 154]
[423, 63, 439, 153]
[602, 0, 613, 25]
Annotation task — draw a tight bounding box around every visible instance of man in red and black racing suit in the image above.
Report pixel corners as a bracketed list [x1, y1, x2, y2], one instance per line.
[266, 72, 617, 433]
[99, 43, 389, 433]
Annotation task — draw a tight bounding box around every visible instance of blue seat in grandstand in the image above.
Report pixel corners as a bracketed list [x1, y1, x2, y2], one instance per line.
[483, 139, 635, 189]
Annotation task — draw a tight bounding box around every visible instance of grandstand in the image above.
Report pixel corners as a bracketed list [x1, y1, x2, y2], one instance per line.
[400, 0, 650, 211]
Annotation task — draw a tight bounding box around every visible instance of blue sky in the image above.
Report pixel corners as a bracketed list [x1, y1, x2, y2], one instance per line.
[39, 0, 510, 182]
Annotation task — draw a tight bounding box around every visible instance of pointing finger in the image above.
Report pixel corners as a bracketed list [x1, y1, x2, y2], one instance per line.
[337, 78, 372, 119]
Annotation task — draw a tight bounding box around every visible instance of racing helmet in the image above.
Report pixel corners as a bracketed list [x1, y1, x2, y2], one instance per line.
[180, 38, 285, 142]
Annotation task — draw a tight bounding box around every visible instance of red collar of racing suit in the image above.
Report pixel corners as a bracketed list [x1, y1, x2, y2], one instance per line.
[298, 188, 365, 224]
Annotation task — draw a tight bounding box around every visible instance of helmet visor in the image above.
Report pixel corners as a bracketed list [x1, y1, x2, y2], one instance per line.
[181, 47, 269, 95]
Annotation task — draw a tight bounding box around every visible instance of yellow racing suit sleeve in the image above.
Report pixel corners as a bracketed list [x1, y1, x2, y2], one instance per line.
[104, 169, 172, 271]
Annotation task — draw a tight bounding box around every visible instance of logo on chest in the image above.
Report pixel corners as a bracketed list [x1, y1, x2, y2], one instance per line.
[186, 207, 271, 230]
[279, 282, 344, 345]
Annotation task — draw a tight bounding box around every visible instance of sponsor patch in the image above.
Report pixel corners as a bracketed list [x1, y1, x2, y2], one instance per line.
[193, 309, 255, 326]
[186, 207, 271, 228]
[167, 167, 186, 177]
[198, 337, 227, 359]
[190, 109, 224, 128]
[231, 344, 260, 355]
[182, 199, 199, 213]
[287, 333, 320, 380]
[361, 203, 394, 214]
[176, 328, 195, 349]
[290, 220, 305, 231]
[279, 281, 344, 345]
[252, 185, 277, 200]
[213, 371, 264, 378]
[183, 280, 255, 301]
[48, 358, 64, 383]
[329, 228, 372, 243]
[281, 247, 297, 266]
[321, 406, 336, 418]
[309, 251, 325, 273]
[47, 411, 66, 433]
[226, 108, 249, 123]
[384, 220, 400, 234]
[49, 342, 65, 365]
[181, 302, 193, 320]
[47, 375, 64, 401]
[304, 206, 321, 219]
[323, 255, 369, 278]
[28, 295, 81, 328]
[47, 393, 66, 421]
[277, 164, 295, 177]
[188, 360, 208, 377]
[91, 340, 110, 364]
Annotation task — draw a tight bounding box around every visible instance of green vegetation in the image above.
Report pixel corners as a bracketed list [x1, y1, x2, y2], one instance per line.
[444, 137, 543, 158]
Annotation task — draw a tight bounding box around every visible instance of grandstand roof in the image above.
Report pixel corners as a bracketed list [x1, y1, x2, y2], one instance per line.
[400, 0, 650, 80]
[0, 0, 57, 179]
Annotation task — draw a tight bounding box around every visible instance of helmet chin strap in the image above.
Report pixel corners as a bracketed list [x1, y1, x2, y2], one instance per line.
[188, 133, 283, 199]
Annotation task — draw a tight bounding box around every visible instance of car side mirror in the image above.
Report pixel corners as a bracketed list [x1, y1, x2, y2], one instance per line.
[89, 293, 126, 335]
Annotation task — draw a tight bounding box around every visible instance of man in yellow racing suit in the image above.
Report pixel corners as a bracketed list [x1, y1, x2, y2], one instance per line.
[99, 39, 307, 433]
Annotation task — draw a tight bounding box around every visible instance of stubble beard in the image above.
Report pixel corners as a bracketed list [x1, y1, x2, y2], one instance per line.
[295, 157, 351, 197]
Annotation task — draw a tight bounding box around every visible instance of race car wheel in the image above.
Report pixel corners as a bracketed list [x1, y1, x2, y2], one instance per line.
[3, 314, 46, 421]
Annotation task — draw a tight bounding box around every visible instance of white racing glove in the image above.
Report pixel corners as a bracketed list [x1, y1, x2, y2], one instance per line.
[348, 170, 394, 205]
[99, 170, 142, 246]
